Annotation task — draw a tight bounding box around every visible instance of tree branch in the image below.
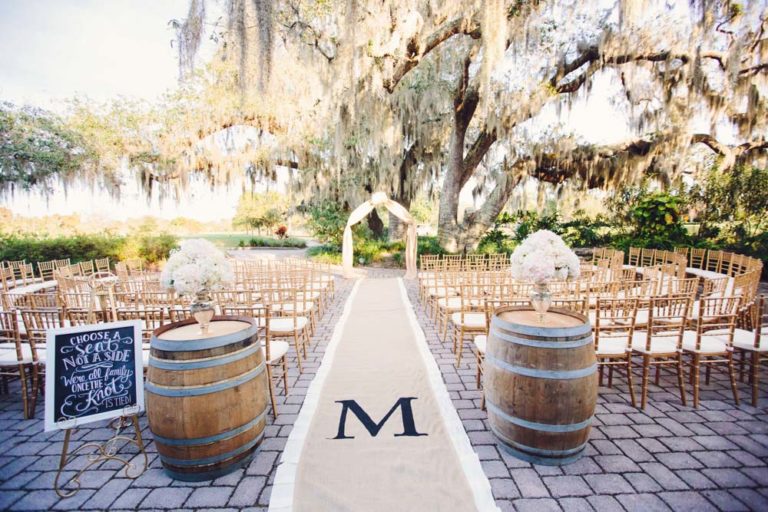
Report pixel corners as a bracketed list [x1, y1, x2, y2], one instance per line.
[384, 16, 481, 93]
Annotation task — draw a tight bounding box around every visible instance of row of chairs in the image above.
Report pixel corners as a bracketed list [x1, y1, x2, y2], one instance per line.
[418, 254, 766, 409]
[0, 258, 337, 420]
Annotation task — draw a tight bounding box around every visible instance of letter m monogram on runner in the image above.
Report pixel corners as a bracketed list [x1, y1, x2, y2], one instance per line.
[332, 397, 428, 440]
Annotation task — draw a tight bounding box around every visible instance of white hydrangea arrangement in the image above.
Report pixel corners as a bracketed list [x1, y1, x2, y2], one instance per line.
[160, 239, 234, 296]
[510, 230, 581, 284]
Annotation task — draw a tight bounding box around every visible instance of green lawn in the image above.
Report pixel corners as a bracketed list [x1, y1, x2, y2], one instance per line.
[184, 233, 308, 249]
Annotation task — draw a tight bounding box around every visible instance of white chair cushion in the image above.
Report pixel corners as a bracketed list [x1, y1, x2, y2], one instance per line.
[473, 335, 486, 354]
[681, 330, 729, 354]
[437, 297, 462, 308]
[451, 312, 485, 329]
[273, 303, 314, 314]
[716, 328, 768, 352]
[687, 268, 726, 280]
[631, 331, 679, 354]
[595, 338, 631, 355]
[0, 344, 46, 365]
[269, 317, 309, 333]
[262, 340, 289, 363]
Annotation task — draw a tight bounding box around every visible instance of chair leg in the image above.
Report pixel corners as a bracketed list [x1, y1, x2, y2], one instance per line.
[291, 334, 303, 373]
[705, 364, 712, 386]
[692, 354, 701, 408]
[727, 353, 740, 406]
[28, 365, 40, 418]
[599, 363, 605, 386]
[676, 353, 687, 407]
[282, 357, 290, 394]
[608, 365, 614, 388]
[654, 365, 660, 386]
[18, 363, 29, 420]
[455, 328, 465, 367]
[751, 352, 760, 407]
[640, 355, 650, 409]
[476, 354, 482, 390]
[266, 364, 278, 418]
[739, 350, 747, 382]
[626, 355, 637, 408]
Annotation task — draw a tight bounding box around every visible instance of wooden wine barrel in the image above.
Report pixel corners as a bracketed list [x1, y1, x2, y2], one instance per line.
[146, 316, 268, 481]
[485, 306, 596, 466]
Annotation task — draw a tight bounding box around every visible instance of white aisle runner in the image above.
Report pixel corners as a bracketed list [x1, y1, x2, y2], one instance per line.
[270, 278, 498, 512]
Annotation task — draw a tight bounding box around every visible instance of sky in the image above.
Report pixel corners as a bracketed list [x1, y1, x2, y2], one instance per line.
[0, 0, 186, 108]
[0, 0, 248, 221]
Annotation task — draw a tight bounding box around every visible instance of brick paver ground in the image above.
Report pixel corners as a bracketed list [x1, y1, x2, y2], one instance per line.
[0, 270, 766, 511]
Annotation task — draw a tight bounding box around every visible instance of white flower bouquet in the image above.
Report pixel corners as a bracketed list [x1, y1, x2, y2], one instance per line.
[160, 239, 234, 296]
[510, 230, 581, 284]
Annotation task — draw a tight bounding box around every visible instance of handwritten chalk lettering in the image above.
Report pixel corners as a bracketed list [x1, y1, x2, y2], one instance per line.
[52, 325, 139, 425]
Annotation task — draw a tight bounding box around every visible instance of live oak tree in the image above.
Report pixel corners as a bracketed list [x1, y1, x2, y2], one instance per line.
[176, 0, 766, 252]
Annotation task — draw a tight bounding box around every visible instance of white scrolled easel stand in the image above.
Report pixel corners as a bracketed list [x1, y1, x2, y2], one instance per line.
[342, 192, 418, 279]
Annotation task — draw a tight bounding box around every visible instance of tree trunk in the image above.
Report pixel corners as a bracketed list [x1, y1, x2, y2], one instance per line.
[437, 115, 471, 252]
[367, 208, 385, 239]
[388, 196, 411, 241]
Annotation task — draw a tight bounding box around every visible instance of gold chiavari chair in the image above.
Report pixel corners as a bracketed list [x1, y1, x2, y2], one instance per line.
[114, 262, 130, 280]
[28, 292, 60, 309]
[0, 266, 16, 291]
[630, 295, 690, 409]
[95, 257, 110, 273]
[21, 307, 66, 355]
[452, 281, 487, 367]
[689, 248, 706, 269]
[2, 291, 33, 311]
[115, 307, 167, 342]
[705, 250, 724, 274]
[437, 271, 463, 340]
[733, 296, 768, 406]
[595, 298, 638, 407]
[0, 311, 41, 419]
[626, 247, 641, 268]
[18, 263, 38, 285]
[221, 304, 289, 418]
[54, 259, 71, 269]
[681, 296, 742, 408]
[37, 261, 57, 281]
[260, 287, 310, 373]
[79, 260, 95, 276]
[6, 261, 27, 282]
[640, 248, 656, 268]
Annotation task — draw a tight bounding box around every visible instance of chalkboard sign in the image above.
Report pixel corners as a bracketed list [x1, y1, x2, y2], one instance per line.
[45, 320, 144, 431]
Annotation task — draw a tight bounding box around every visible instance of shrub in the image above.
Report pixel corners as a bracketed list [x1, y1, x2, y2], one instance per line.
[275, 225, 288, 239]
[307, 245, 342, 264]
[0, 232, 178, 265]
[247, 236, 306, 248]
[307, 201, 348, 247]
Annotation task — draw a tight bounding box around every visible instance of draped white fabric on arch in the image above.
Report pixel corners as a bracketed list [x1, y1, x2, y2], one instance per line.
[342, 192, 418, 279]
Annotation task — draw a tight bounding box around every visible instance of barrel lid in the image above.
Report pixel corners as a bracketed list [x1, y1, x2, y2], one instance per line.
[151, 316, 258, 352]
[157, 320, 252, 341]
[492, 306, 592, 338]
[498, 309, 582, 329]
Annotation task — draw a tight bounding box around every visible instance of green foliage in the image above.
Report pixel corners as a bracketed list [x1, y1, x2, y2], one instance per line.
[306, 200, 349, 247]
[306, 245, 342, 264]
[560, 211, 611, 248]
[0, 232, 178, 265]
[0, 103, 93, 188]
[138, 233, 179, 263]
[690, 164, 768, 237]
[247, 236, 306, 248]
[627, 192, 688, 249]
[512, 210, 561, 242]
[232, 191, 287, 234]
